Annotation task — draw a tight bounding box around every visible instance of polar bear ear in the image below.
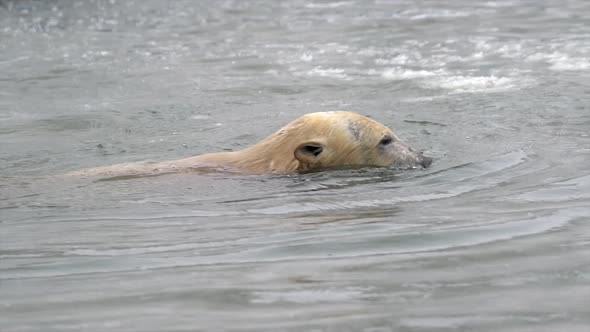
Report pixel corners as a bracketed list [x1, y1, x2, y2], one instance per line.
[294, 141, 324, 164]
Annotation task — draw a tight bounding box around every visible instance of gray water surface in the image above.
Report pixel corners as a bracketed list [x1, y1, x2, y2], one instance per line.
[1, 1, 590, 331]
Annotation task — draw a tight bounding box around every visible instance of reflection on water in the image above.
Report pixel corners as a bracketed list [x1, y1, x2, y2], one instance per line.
[1, 0, 590, 331]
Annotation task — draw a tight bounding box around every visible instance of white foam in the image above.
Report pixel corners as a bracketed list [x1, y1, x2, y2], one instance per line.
[401, 95, 448, 103]
[371, 65, 531, 93]
[525, 52, 553, 62]
[306, 66, 350, 80]
[380, 67, 443, 80]
[305, 1, 354, 9]
[526, 52, 590, 71]
[548, 56, 590, 71]
[300, 53, 313, 62]
[423, 75, 516, 93]
[393, 9, 471, 21]
[482, 1, 516, 7]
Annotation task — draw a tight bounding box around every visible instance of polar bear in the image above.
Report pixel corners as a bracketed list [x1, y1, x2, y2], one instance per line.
[75, 111, 431, 177]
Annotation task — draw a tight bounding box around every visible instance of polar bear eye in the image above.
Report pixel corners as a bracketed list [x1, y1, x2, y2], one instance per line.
[379, 135, 393, 146]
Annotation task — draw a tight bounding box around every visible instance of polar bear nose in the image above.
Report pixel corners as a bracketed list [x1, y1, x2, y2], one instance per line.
[419, 155, 433, 168]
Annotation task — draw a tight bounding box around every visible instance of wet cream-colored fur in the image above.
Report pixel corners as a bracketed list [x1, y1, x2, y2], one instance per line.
[75, 111, 431, 177]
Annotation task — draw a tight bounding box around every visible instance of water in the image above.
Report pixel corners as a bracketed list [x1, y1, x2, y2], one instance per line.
[1, 0, 589, 331]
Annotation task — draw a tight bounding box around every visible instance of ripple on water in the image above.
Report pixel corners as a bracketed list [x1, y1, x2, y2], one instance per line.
[6, 148, 577, 280]
[230, 207, 584, 262]
[516, 174, 590, 202]
[247, 150, 530, 215]
[6, 206, 576, 280]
